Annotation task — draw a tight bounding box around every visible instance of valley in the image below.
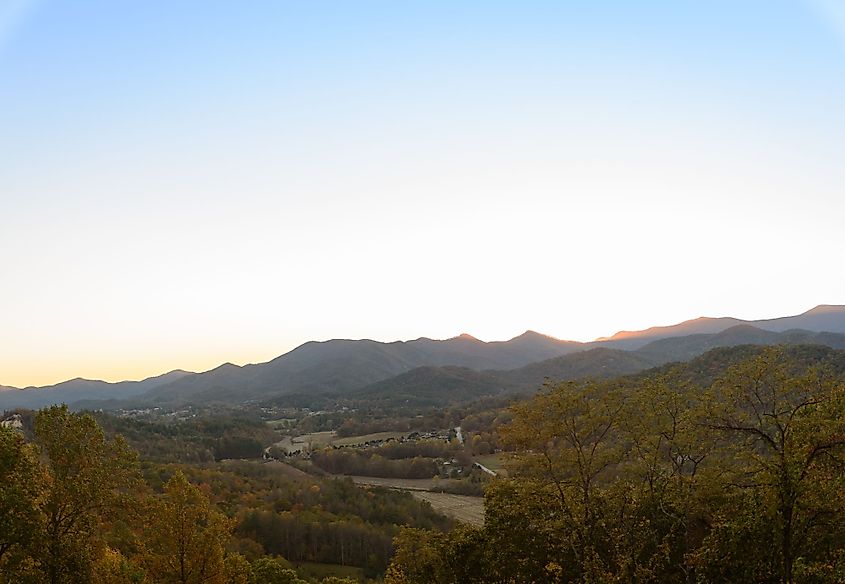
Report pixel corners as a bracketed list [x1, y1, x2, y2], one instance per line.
[5, 307, 845, 582]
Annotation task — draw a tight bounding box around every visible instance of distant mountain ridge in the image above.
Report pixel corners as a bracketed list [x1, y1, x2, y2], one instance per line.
[136, 332, 585, 404]
[600, 305, 845, 348]
[2, 305, 843, 410]
[0, 370, 192, 410]
[335, 324, 845, 408]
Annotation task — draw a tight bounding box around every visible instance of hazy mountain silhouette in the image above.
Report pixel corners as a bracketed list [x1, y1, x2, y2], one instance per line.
[137, 333, 584, 404]
[334, 326, 845, 408]
[634, 325, 845, 363]
[3, 305, 844, 410]
[0, 370, 192, 410]
[345, 347, 667, 407]
[599, 304, 845, 349]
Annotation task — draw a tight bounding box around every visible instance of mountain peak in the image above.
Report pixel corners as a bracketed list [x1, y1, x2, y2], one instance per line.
[804, 304, 845, 315]
[207, 362, 241, 374]
[455, 333, 479, 341]
[510, 330, 555, 341]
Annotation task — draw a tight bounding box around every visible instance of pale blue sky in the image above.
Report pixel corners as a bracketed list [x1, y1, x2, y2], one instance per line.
[2, 1, 844, 386]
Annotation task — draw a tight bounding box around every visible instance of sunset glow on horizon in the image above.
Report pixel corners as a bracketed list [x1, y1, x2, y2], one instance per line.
[2, 1, 844, 387]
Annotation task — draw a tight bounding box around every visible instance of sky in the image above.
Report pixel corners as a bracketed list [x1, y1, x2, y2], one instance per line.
[1, 1, 844, 387]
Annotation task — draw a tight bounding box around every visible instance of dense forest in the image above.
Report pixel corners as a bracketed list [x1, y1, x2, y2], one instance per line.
[92, 413, 278, 463]
[309, 439, 465, 479]
[386, 346, 845, 583]
[0, 406, 451, 583]
[4, 344, 845, 583]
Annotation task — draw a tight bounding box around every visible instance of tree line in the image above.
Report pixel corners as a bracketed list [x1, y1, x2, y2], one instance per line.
[386, 346, 845, 584]
[0, 405, 451, 583]
[310, 449, 439, 479]
[94, 413, 277, 463]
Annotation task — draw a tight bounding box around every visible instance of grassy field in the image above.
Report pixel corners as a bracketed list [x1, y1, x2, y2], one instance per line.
[271, 430, 409, 453]
[473, 453, 510, 477]
[344, 475, 485, 526]
[219, 459, 314, 482]
[411, 491, 485, 526]
[347, 475, 443, 491]
[331, 431, 407, 447]
[271, 431, 337, 454]
[294, 431, 336, 448]
[265, 418, 296, 429]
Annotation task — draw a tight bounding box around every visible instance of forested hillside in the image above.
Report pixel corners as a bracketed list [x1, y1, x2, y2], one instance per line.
[4, 344, 845, 583]
[386, 345, 845, 583]
[0, 407, 450, 583]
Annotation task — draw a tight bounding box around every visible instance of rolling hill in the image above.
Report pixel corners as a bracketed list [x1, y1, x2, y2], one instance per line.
[134, 333, 584, 404]
[0, 370, 192, 410]
[352, 366, 510, 407]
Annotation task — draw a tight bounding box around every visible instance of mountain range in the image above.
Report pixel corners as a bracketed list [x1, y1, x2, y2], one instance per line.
[2, 305, 844, 411]
[597, 304, 845, 348]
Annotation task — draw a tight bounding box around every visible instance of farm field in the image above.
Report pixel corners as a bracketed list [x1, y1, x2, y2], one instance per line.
[473, 453, 510, 477]
[269, 430, 412, 454]
[293, 430, 336, 448]
[345, 475, 485, 525]
[331, 431, 407, 447]
[346, 475, 444, 491]
[269, 431, 336, 454]
[410, 492, 485, 526]
[236, 459, 313, 480]
[265, 418, 296, 429]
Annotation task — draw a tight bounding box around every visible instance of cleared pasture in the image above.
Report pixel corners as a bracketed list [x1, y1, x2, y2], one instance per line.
[344, 475, 485, 526]
[473, 453, 510, 477]
[331, 431, 407, 447]
[411, 492, 485, 526]
[270, 431, 337, 454]
[346, 475, 442, 491]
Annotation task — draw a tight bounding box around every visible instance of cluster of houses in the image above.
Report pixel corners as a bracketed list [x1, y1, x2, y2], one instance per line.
[263, 428, 455, 461]
[112, 407, 163, 418]
[112, 407, 196, 421]
[259, 405, 354, 419]
[327, 430, 454, 452]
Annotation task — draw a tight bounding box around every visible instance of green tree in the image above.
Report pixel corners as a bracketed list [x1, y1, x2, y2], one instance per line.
[501, 379, 626, 580]
[0, 425, 43, 578]
[34, 405, 139, 584]
[700, 348, 845, 584]
[386, 527, 450, 584]
[249, 556, 306, 584]
[616, 372, 716, 583]
[385, 346, 845, 583]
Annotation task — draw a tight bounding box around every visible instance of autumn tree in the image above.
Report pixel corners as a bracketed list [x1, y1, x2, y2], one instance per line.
[384, 346, 845, 583]
[224, 553, 251, 584]
[698, 347, 845, 583]
[615, 372, 717, 583]
[248, 556, 306, 583]
[384, 525, 487, 584]
[501, 379, 626, 580]
[34, 405, 140, 584]
[90, 546, 146, 584]
[141, 471, 234, 584]
[0, 425, 43, 580]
